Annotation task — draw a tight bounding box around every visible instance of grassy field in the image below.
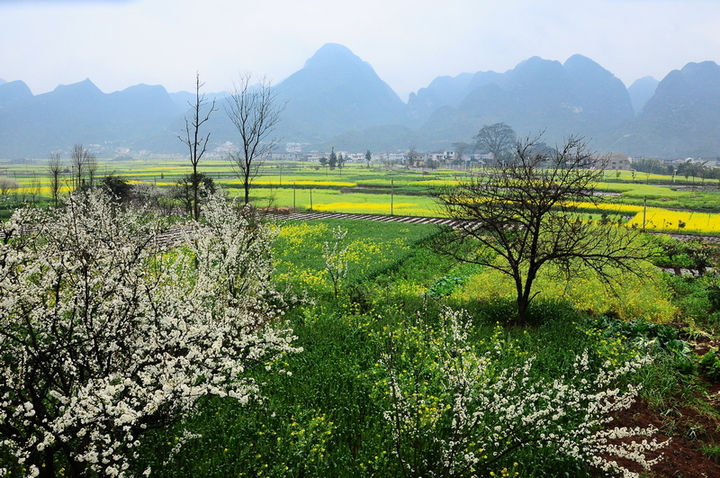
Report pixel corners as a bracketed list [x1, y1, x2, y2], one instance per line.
[3, 156, 720, 475]
[121, 218, 716, 477]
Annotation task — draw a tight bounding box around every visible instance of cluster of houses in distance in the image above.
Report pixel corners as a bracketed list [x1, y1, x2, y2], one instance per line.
[41, 141, 714, 174]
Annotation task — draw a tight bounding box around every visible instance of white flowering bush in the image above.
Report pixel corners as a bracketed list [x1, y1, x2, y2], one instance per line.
[323, 225, 349, 298]
[378, 308, 668, 478]
[0, 190, 299, 477]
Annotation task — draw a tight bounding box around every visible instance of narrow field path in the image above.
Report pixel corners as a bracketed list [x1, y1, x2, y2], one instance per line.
[268, 210, 720, 244]
[268, 211, 463, 227]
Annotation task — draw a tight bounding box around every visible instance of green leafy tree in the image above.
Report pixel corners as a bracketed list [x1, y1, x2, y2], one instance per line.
[329, 148, 337, 169]
[174, 172, 216, 215]
[473, 122, 517, 166]
[102, 174, 133, 202]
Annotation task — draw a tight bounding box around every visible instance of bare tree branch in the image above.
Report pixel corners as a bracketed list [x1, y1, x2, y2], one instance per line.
[70, 144, 95, 191]
[178, 72, 216, 219]
[225, 74, 286, 204]
[48, 151, 63, 207]
[436, 133, 650, 325]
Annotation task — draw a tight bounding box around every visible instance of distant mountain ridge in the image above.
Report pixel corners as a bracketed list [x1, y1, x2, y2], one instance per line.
[273, 43, 408, 143]
[627, 76, 659, 115]
[0, 79, 184, 157]
[413, 54, 635, 150]
[0, 44, 717, 159]
[0, 80, 34, 108]
[614, 61, 720, 158]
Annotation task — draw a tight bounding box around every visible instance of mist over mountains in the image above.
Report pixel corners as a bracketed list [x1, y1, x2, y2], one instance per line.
[0, 43, 718, 159]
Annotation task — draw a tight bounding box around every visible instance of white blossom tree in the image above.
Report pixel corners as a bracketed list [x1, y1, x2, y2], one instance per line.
[0, 190, 299, 477]
[381, 308, 668, 478]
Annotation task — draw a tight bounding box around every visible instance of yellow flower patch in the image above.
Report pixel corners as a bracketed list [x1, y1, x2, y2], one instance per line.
[232, 179, 357, 187]
[626, 207, 720, 234]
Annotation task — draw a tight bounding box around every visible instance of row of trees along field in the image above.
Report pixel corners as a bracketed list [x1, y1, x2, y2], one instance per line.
[179, 72, 285, 219]
[0, 73, 286, 219]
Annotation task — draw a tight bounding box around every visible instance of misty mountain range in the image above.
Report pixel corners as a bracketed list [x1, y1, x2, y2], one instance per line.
[0, 43, 718, 159]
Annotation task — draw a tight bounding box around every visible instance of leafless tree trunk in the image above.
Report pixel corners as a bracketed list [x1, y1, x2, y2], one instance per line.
[406, 145, 418, 169]
[48, 151, 63, 206]
[178, 72, 216, 220]
[86, 154, 98, 189]
[225, 74, 286, 204]
[70, 144, 93, 191]
[28, 173, 42, 204]
[436, 134, 651, 325]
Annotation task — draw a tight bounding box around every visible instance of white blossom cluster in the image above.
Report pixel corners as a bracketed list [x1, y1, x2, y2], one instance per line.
[381, 308, 668, 478]
[0, 190, 299, 477]
[322, 226, 349, 298]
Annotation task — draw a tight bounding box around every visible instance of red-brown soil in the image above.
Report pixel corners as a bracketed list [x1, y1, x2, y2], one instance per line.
[600, 383, 720, 478]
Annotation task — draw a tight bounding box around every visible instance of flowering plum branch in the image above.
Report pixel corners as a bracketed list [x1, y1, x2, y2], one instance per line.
[323, 226, 349, 298]
[379, 308, 668, 477]
[0, 190, 299, 477]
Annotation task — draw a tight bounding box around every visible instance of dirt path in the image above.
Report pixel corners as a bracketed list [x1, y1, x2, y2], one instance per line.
[271, 211, 720, 244]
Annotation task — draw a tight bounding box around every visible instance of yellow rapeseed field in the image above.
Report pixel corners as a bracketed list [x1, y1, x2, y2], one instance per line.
[626, 207, 720, 234]
[244, 180, 357, 187]
[567, 201, 644, 214]
[311, 201, 435, 216]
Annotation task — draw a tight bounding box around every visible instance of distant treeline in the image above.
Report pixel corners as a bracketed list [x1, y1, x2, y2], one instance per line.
[632, 158, 720, 181]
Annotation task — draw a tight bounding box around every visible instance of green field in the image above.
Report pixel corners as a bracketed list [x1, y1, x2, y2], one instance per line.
[128, 219, 718, 477]
[4, 157, 720, 233]
[3, 159, 720, 475]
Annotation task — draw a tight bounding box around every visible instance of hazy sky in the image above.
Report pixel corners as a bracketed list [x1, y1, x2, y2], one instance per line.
[1, 0, 719, 101]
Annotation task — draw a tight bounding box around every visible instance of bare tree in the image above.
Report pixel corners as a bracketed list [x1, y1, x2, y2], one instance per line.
[86, 153, 98, 188]
[225, 74, 286, 204]
[406, 145, 419, 169]
[48, 151, 63, 206]
[436, 134, 651, 325]
[474, 122, 517, 166]
[70, 143, 93, 191]
[178, 72, 216, 219]
[453, 142, 471, 167]
[28, 173, 42, 204]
